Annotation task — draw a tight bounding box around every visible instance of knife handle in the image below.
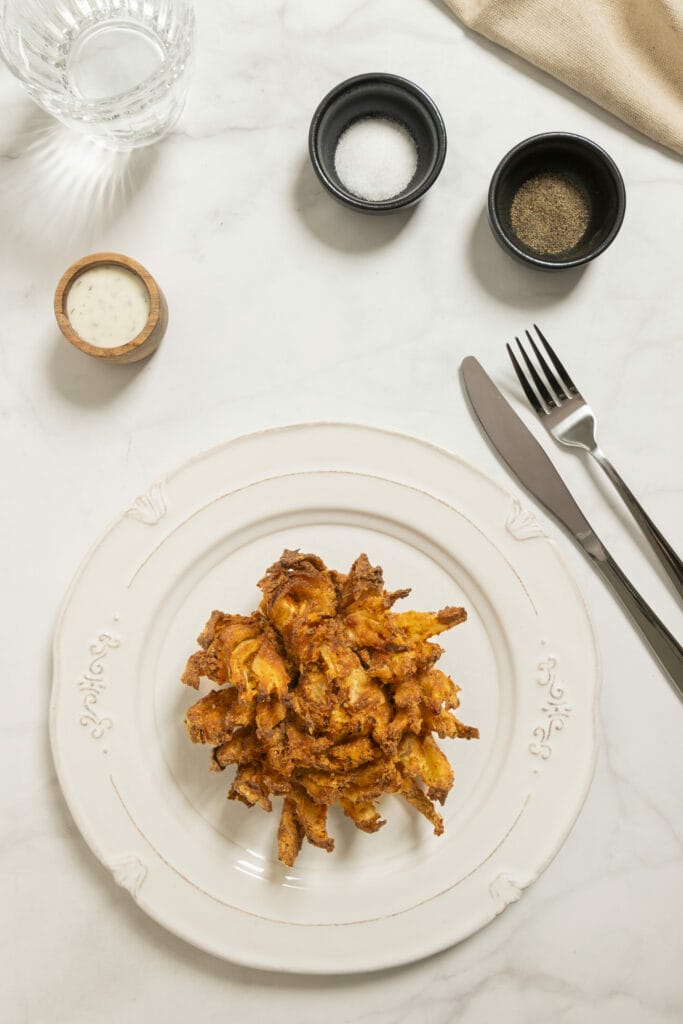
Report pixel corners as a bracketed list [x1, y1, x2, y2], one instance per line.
[591, 447, 683, 601]
[588, 545, 683, 697]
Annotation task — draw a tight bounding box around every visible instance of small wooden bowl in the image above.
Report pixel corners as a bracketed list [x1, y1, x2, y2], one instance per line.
[54, 252, 168, 363]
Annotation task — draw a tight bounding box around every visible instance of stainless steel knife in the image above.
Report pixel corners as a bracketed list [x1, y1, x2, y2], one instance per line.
[461, 356, 683, 696]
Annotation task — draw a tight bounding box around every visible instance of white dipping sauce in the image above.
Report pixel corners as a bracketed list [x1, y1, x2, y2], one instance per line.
[66, 265, 150, 348]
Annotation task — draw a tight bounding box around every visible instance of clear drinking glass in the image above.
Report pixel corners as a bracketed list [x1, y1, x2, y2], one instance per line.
[0, 0, 195, 149]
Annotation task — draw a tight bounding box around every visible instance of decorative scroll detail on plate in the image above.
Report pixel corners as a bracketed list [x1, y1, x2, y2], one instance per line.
[529, 656, 572, 759]
[110, 855, 147, 900]
[506, 498, 546, 541]
[125, 481, 166, 525]
[489, 873, 522, 914]
[78, 632, 120, 739]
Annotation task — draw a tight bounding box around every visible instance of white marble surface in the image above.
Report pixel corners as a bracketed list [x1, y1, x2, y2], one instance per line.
[1, 1, 682, 1020]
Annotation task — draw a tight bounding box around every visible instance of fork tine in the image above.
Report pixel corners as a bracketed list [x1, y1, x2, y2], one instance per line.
[506, 342, 545, 414]
[516, 336, 557, 408]
[525, 329, 568, 401]
[533, 324, 578, 395]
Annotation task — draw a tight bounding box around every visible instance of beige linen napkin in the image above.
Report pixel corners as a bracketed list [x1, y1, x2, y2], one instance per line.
[442, 0, 683, 156]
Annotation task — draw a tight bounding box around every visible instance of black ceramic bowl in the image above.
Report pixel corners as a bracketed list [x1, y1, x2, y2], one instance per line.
[309, 73, 447, 213]
[488, 132, 626, 270]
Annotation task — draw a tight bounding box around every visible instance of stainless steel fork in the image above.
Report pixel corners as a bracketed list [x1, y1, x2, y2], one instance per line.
[507, 325, 683, 600]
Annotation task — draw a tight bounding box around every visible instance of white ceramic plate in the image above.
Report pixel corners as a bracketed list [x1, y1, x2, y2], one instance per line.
[51, 424, 599, 973]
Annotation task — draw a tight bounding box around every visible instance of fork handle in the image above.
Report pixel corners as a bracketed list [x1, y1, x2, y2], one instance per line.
[590, 447, 683, 600]
[585, 544, 683, 697]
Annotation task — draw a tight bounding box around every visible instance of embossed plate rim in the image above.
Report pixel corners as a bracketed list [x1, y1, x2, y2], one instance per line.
[50, 422, 600, 973]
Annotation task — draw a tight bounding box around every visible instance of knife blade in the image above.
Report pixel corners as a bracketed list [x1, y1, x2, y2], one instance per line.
[461, 356, 598, 543]
[461, 356, 683, 696]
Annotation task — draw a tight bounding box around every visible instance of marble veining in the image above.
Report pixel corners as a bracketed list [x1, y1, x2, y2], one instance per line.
[2, 0, 682, 1019]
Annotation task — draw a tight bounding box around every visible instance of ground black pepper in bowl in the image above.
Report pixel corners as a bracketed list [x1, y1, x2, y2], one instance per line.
[488, 132, 626, 270]
[510, 173, 589, 256]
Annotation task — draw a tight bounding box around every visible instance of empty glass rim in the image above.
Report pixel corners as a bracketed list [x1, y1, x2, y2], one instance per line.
[1, 6, 195, 111]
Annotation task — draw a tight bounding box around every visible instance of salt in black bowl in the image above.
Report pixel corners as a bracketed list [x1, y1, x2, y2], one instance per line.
[309, 72, 447, 214]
